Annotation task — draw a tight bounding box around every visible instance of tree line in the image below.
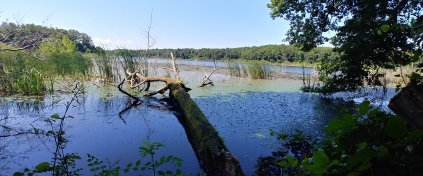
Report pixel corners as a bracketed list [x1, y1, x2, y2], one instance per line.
[111, 45, 336, 64]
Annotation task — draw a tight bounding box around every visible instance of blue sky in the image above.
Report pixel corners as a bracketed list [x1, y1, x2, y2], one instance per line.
[1, 0, 290, 49]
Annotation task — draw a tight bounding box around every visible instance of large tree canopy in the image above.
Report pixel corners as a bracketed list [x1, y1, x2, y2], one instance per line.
[268, 0, 423, 93]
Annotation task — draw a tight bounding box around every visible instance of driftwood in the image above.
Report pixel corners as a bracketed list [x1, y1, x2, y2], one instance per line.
[198, 59, 218, 87]
[388, 84, 423, 129]
[117, 53, 244, 175]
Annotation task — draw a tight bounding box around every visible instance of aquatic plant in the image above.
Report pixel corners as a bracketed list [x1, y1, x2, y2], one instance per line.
[117, 49, 138, 73]
[247, 62, 271, 79]
[11, 68, 45, 95]
[96, 53, 116, 82]
[228, 62, 242, 77]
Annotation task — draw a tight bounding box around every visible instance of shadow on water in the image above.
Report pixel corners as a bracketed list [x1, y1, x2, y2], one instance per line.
[0, 88, 202, 175]
[194, 91, 354, 174]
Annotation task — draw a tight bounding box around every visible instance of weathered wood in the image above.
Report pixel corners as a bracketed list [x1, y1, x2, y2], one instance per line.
[388, 85, 423, 129]
[168, 83, 244, 176]
[198, 59, 218, 87]
[119, 52, 244, 175]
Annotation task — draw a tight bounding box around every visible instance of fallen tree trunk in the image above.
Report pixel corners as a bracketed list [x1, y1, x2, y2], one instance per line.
[388, 84, 423, 129]
[119, 53, 244, 175]
[168, 83, 244, 176]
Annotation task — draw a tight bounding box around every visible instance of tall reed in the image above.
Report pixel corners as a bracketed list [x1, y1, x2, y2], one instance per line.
[247, 63, 272, 79]
[12, 68, 45, 95]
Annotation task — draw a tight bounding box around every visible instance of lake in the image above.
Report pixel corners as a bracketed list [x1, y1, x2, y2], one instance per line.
[0, 60, 392, 175]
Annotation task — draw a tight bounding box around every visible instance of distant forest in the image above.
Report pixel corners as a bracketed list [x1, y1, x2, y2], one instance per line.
[116, 45, 335, 63]
[0, 22, 336, 63]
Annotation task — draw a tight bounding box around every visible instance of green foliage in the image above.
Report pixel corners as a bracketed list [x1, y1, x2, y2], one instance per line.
[120, 44, 336, 64]
[0, 35, 92, 95]
[11, 68, 45, 95]
[15, 141, 187, 176]
[96, 53, 115, 82]
[247, 62, 272, 79]
[256, 130, 318, 175]
[268, 0, 423, 93]
[259, 101, 423, 175]
[0, 22, 96, 52]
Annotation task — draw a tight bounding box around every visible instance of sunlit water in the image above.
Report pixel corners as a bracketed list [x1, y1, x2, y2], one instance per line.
[0, 61, 394, 175]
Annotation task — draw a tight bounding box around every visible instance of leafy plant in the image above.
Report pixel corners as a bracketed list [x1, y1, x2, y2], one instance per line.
[258, 101, 423, 175]
[12, 68, 45, 95]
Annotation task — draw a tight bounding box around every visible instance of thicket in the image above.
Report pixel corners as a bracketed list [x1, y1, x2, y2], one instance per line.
[257, 101, 423, 176]
[0, 35, 92, 95]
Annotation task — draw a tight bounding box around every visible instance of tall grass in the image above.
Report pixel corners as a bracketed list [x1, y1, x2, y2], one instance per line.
[0, 49, 92, 95]
[48, 52, 91, 76]
[12, 68, 45, 95]
[228, 62, 242, 77]
[95, 53, 116, 82]
[246, 63, 272, 79]
[117, 49, 138, 73]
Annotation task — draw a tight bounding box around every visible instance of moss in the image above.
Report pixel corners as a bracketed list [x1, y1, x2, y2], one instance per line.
[168, 83, 244, 176]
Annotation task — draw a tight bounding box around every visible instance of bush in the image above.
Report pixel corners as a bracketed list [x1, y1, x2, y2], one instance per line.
[258, 101, 423, 175]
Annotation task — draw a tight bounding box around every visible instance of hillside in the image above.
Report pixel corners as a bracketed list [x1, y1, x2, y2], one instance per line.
[0, 22, 96, 52]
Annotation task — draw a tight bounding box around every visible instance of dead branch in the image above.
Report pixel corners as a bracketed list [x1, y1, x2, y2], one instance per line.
[117, 79, 141, 103]
[170, 52, 181, 81]
[199, 59, 218, 87]
[0, 45, 30, 52]
[122, 52, 186, 97]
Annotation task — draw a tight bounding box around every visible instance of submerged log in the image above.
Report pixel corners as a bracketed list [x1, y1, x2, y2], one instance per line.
[388, 84, 423, 129]
[168, 83, 244, 176]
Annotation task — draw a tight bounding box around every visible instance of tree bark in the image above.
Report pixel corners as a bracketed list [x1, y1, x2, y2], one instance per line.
[388, 84, 423, 129]
[168, 83, 244, 176]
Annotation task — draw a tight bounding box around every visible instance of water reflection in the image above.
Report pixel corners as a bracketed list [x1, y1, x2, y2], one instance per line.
[194, 92, 349, 174]
[0, 86, 201, 175]
[0, 64, 392, 175]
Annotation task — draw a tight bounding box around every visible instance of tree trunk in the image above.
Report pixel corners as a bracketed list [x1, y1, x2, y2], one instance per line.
[388, 85, 423, 129]
[168, 83, 245, 176]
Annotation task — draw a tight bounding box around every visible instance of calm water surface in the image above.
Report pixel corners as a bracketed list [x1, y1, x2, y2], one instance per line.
[0, 62, 391, 175]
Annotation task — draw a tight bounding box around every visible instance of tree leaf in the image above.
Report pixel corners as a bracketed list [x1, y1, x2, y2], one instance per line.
[347, 148, 375, 169]
[276, 160, 289, 168]
[381, 24, 390, 32]
[305, 151, 329, 174]
[313, 151, 329, 165]
[35, 162, 50, 172]
[377, 29, 382, 35]
[50, 114, 61, 119]
[385, 116, 407, 139]
[286, 155, 298, 166]
[358, 100, 370, 114]
[325, 114, 357, 133]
